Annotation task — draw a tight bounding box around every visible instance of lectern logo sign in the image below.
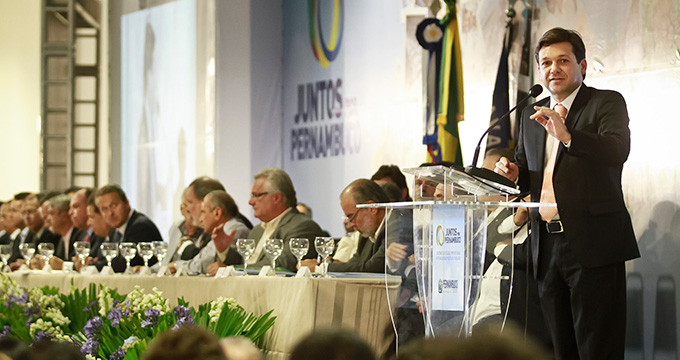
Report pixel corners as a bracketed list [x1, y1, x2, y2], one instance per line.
[308, 0, 344, 68]
[436, 225, 445, 247]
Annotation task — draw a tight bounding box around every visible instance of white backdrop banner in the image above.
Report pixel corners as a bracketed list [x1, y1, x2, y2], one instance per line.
[282, 0, 424, 235]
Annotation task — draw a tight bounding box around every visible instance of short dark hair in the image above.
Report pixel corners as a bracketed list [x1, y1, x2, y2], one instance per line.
[535, 27, 586, 77]
[379, 182, 403, 202]
[189, 177, 225, 200]
[206, 190, 239, 219]
[13, 192, 31, 201]
[290, 328, 375, 360]
[87, 188, 100, 214]
[63, 185, 82, 195]
[371, 165, 410, 198]
[38, 191, 61, 205]
[95, 184, 128, 203]
[143, 326, 227, 360]
[344, 179, 390, 205]
[16, 340, 85, 360]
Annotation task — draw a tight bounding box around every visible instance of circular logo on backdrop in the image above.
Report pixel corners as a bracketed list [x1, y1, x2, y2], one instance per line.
[436, 225, 444, 247]
[308, 0, 344, 68]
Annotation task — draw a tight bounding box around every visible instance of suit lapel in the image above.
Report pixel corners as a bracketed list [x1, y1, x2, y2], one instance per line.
[123, 211, 139, 240]
[555, 85, 591, 168]
[528, 97, 550, 169]
[269, 209, 296, 239]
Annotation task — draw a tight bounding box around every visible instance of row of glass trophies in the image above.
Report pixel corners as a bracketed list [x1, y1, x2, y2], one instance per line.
[237, 236, 335, 277]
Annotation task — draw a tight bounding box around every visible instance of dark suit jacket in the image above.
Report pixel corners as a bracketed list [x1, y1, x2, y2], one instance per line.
[329, 209, 413, 273]
[34, 228, 61, 247]
[222, 247, 243, 266]
[8, 230, 26, 263]
[250, 208, 326, 272]
[55, 227, 85, 261]
[328, 235, 385, 273]
[109, 210, 163, 272]
[0, 232, 9, 245]
[515, 85, 639, 272]
[181, 232, 211, 260]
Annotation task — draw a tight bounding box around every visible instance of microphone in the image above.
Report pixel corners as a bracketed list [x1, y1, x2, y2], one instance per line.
[464, 84, 543, 190]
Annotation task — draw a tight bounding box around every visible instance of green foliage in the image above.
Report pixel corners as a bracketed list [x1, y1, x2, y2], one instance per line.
[0, 274, 276, 360]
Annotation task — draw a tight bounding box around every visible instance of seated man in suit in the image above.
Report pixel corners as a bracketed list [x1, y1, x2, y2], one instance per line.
[3, 198, 26, 264]
[168, 190, 249, 274]
[31, 194, 84, 270]
[300, 179, 408, 273]
[207, 168, 325, 275]
[175, 177, 252, 262]
[161, 187, 203, 269]
[68, 188, 92, 238]
[74, 191, 112, 271]
[95, 184, 163, 273]
[371, 164, 412, 201]
[9, 193, 60, 270]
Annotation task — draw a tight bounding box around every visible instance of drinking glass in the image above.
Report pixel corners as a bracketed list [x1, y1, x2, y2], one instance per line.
[19, 243, 35, 261]
[119, 242, 137, 271]
[0, 244, 11, 271]
[137, 242, 154, 267]
[37, 243, 54, 261]
[314, 237, 335, 277]
[100, 242, 118, 268]
[152, 241, 168, 264]
[74, 241, 90, 264]
[289, 238, 309, 270]
[263, 238, 283, 270]
[236, 238, 256, 276]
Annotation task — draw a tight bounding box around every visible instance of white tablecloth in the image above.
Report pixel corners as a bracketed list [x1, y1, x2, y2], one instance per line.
[8, 272, 401, 359]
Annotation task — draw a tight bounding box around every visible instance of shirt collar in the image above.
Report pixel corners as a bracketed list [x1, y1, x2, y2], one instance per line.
[63, 226, 74, 243]
[369, 217, 386, 243]
[261, 207, 292, 231]
[116, 209, 135, 237]
[550, 83, 582, 112]
[10, 228, 21, 239]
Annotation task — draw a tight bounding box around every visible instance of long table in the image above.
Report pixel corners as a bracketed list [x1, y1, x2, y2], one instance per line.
[7, 272, 401, 359]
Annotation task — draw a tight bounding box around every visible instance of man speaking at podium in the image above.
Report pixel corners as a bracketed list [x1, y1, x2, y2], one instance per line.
[494, 27, 639, 359]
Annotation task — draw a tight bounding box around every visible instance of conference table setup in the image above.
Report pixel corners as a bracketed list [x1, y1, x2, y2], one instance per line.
[6, 269, 402, 359]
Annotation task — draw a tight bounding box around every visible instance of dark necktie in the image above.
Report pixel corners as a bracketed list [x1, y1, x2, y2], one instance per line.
[111, 230, 123, 244]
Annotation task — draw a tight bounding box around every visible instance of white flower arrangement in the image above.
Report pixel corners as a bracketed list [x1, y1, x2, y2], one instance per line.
[44, 307, 71, 327]
[208, 296, 239, 324]
[29, 319, 64, 338]
[97, 285, 115, 318]
[0, 273, 22, 300]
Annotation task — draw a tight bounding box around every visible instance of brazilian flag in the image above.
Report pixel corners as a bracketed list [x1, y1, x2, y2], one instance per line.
[426, 0, 464, 166]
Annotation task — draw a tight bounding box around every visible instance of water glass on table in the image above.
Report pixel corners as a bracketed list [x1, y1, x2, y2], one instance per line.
[263, 238, 283, 270]
[100, 242, 118, 268]
[289, 238, 309, 270]
[119, 242, 137, 272]
[152, 241, 168, 264]
[137, 242, 154, 267]
[236, 238, 255, 276]
[314, 237, 335, 277]
[0, 244, 11, 272]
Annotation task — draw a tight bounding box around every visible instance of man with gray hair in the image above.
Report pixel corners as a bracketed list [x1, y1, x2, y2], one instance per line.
[32, 194, 85, 270]
[300, 179, 409, 273]
[169, 190, 249, 274]
[210, 168, 325, 274]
